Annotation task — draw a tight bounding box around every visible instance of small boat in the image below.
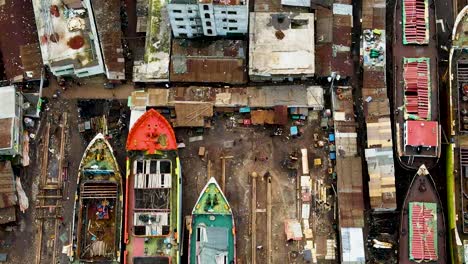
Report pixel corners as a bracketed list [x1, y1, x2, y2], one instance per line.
[447, 5, 468, 263]
[399, 165, 446, 263]
[188, 177, 236, 264]
[392, 0, 441, 170]
[72, 133, 122, 263]
[124, 109, 181, 264]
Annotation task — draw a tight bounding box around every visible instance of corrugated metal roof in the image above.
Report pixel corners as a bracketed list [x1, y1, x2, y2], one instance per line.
[336, 157, 364, 227]
[0, 161, 16, 209]
[403, 58, 431, 119]
[0, 0, 42, 81]
[409, 202, 438, 261]
[174, 102, 213, 127]
[91, 0, 125, 80]
[170, 39, 247, 84]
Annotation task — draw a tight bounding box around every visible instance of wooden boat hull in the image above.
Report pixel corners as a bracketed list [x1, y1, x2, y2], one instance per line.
[72, 133, 123, 263]
[124, 109, 181, 264]
[399, 165, 446, 263]
[392, 0, 441, 170]
[188, 177, 236, 264]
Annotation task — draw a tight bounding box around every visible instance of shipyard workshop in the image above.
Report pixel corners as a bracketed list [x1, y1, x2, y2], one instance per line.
[0, 0, 463, 264]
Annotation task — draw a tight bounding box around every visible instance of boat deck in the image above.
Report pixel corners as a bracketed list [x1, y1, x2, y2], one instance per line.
[79, 198, 118, 260]
[190, 214, 235, 264]
[399, 167, 446, 263]
[125, 155, 180, 264]
[393, 0, 440, 170]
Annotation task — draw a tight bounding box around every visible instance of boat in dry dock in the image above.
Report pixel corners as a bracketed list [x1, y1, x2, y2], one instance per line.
[448, 5, 468, 263]
[72, 133, 123, 263]
[393, 0, 441, 170]
[398, 165, 446, 263]
[188, 177, 236, 264]
[124, 109, 181, 264]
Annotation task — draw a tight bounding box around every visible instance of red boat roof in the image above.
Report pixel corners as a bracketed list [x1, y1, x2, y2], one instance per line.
[409, 202, 438, 261]
[405, 120, 438, 147]
[403, 58, 430, 119]
[126, 109, 177, 152]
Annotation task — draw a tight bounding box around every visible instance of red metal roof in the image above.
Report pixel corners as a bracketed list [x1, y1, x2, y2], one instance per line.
[410, 203, 437, 261]
[126, 109, 177, 152]
[405, 120, 438, 147]
[404, 59, 429, 119]
[403, 0, 428, 44]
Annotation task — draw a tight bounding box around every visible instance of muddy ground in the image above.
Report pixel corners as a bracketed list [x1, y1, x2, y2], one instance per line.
[0, 91, 338, 263]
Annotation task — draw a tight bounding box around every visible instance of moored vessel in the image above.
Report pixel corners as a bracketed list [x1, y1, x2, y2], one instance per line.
[124, 109, 181, 264]
[393, 0, 441, 170]
[398, 165, 446, 263]
[447, 5, 468, 263]
[72, 133, 123, 263]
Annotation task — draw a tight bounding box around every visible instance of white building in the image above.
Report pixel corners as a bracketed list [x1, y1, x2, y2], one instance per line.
[249, 12, 315, 81]
[167, 0, 248, 38]
[32, 0, 105, 78]
[0, 86, 23, 157]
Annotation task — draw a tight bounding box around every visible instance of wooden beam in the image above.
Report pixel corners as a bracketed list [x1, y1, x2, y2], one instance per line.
[36, 195, 62, 199]
[58, 113, 67, 187]
[41, 123, 50, 187]
[219, 155, 233, 193]
[207, 160, 212, 182]
[251, 172, 258, 264]
[266, 172, 272, 264]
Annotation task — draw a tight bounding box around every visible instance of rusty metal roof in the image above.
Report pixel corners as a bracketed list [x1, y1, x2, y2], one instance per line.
[91, 0, 125, 81]
[0, 161, 16, 209]
[0, 0, 42, 81]
[336, 157, 364, 227]
[170, 39, 247, 84]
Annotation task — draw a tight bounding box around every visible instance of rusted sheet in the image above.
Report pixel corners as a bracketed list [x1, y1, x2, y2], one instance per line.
[91, 0, 125, 80]
[363, 70, 385, 88]
[274, 106, 288, 125]
[333, 22, 352, 46]
[316, 6, 333, 44]
[174, 102, 213, 127]
[0, 0, 42, 80]
[20, 43, 42, 79]
[315, 44, 332, 76]
[0, 161, 16, 209]
[362, 0, 374, 28]
[373, 7, 385, 29]
[0, 118, 13, 149]
[332, 52, 353, 77]
[170, 39, 247, 84]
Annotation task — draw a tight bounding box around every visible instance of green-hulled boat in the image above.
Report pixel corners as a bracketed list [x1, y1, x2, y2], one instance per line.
[72, 133, 123, 263]
[189, 177, 236, 264]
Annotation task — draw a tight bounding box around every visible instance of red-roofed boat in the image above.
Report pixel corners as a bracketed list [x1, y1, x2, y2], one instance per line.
[124, 109, 181, 264]
[399, 165, 446, 263]
[393, 0, 441, 170]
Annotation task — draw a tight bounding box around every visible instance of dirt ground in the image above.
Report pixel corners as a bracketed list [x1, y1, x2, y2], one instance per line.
[177, 112, 338, 263]
[1, 83, 338, 264]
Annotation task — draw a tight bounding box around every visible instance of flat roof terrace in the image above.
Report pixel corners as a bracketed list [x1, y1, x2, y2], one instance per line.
[32, 0, 103, 75]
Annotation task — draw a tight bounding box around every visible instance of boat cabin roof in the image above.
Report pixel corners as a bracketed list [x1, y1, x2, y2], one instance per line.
[126, 109, 177, 153]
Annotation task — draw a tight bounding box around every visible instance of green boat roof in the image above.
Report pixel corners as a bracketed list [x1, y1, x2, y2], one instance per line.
[190, 177, 235, 264]
[192, 177, 232, 215]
